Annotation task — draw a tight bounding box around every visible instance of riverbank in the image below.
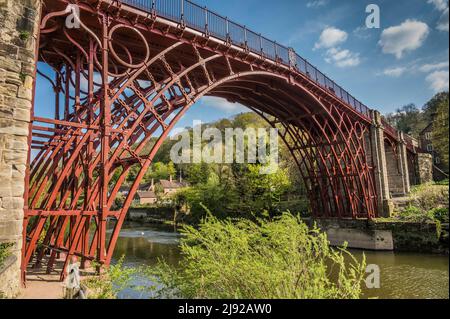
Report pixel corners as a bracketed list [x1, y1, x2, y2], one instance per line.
[315, 218, 449, 254]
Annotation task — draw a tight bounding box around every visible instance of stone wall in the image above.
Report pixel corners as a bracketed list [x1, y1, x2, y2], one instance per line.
[385, 145, 405, 196]
[0, 0, 40, 298]
[314, 218, 445, 253]
[416, 153, 433, 184]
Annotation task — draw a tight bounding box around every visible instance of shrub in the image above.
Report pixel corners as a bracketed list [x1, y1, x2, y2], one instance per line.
[429, 207, 449, 223]
[144, 213, 366, 299]
[83, 257, 136, 299]
[410, 183, 449, 212]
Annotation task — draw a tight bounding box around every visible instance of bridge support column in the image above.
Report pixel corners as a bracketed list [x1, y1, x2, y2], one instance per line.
[0, 0, 41, 297]
[416, 153, 433, 184]
[370, 111, 393, 218]
[398, 132, 411, 195]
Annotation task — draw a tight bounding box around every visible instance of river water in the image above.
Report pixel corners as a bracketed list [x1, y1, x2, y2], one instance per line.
[111, 223, 449, 299]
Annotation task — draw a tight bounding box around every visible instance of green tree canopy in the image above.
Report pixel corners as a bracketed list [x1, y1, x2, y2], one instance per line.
[432, 92, 449, 172]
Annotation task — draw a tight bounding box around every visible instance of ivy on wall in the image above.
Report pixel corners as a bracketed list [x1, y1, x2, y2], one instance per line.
[0, 243, 13, 268]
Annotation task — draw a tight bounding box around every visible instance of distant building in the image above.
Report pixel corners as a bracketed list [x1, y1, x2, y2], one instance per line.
[419, 124, 440, 165]
[160, 176, 188, 196]
[419, 123, 448, 179]
[136, 191, 158, 205]
[132, 176, 188, 205]
[136, 179, 157, 205]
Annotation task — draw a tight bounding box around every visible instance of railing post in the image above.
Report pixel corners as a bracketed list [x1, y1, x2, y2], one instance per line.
[244, 26, 248, 49]
[288, 47, 296, 68]
[274, 41, 278, 60]
[180, 0, 184, 22]
[226, 17, 229, 40]
[259, 34, 263, 55]
[204, 6, 208, 34]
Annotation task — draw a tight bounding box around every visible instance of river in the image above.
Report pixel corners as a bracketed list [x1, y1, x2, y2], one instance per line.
[111, 222, 449, 299]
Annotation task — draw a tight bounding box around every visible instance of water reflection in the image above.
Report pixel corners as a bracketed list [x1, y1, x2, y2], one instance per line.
[354, 250, 449, 299]
[111, 223, 449, 299]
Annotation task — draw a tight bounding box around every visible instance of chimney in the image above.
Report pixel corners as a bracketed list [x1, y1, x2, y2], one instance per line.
[169, 175, 172, 183]
[150, 178, 154, 191]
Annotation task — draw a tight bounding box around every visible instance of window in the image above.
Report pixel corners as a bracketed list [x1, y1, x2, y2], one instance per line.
[427, 144, 433, 152]
[425, 132, 432, 140]
[435, 157, 441, 165]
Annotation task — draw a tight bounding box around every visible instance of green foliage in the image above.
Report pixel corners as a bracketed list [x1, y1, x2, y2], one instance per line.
[234, 164, 292, 216]
[174, 172, 236, 222]
[141, 162, 177, 184]
[395, 182, 449, 223]
[423, 91, 449, 123]
[0, 243, 13, 267]
[410, 183, 449, 212]
[144, 213, 366, 299]
[19, 30, 30, 41]
[432, 92, 449, 171]
[185, 162, 211, 185]
[435, 179, 449, 186]
[396, 205, 434, 222]
[429, 207, 449, 224]
[174, 163, 293, 223]
[384, 103, 426, 138]
[83, 257, 136, 299]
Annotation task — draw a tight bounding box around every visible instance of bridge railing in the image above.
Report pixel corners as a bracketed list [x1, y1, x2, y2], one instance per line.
[122, 0, 401, 132]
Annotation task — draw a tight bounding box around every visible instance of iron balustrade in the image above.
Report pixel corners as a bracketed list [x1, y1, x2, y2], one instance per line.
[122, 0, 405, 136]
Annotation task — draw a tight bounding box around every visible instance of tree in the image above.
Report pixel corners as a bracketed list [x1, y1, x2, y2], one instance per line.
[432, 93, 449, 172]
[235, 164, 291, 216]
[423, 92, 449, 123]
[384, 103, 426, 138]
[185, 162, 211, 185]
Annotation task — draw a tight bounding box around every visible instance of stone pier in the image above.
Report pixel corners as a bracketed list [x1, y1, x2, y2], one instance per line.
[0, 0, 40, 298]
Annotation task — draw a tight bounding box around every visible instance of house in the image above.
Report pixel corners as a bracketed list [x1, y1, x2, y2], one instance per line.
[419, 124, 440, 165]
[160, 176, 188, 196]
[136, 190, 158, 205]
[419, 123, 448, 180]
[135, 179, 157, 205]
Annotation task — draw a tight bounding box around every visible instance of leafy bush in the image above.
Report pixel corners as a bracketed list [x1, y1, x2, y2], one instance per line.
[410, 183, 448, 212]
[429, 207, 449, 223]
[83, 257, 137, 299]
[144, 213, 366, 299]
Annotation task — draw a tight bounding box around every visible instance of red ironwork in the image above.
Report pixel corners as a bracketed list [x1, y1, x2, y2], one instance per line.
[22, 0, 414, 282]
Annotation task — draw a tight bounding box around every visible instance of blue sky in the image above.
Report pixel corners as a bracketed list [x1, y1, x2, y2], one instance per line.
[35, 0, 449, 131]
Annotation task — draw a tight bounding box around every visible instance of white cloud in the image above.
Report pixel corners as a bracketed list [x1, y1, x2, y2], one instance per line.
[201, 96, 248, 114]
[382, 67, 407, 77]
[314, 27, 348, 49]
[428, 0, 449, 31]
[325, 48, 360, 68]
[306, 0, 328, 8]
[426, 70, 449, 92]
[419, 61, 449, 72]
[428, 0, 448, 12]
[378, 20, 430, 59]
[437, 8, 449, 31]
